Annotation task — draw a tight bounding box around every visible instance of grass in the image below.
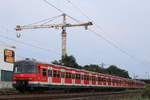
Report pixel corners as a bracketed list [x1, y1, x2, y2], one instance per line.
[124, 97, 150, 100]
[121, 89, 143, 93]
[0, 88, 16, 91]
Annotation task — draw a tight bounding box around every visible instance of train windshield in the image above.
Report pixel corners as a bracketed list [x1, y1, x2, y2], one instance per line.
[14, 61, 36, 73]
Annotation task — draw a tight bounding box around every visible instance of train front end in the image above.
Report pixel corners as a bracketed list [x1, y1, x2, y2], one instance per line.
[12, 60, 38, 91]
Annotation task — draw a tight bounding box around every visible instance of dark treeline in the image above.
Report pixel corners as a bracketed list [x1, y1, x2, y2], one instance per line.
[52, 55, 131, 79]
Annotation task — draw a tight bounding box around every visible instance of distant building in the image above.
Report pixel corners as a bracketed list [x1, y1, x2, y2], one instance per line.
[0, 42, 16, 88]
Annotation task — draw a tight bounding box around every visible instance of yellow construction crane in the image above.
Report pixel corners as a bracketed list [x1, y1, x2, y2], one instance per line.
[15, 13, 93, 58]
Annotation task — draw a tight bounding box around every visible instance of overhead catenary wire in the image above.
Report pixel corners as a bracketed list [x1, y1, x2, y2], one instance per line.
[1, 24, 98, 64]
[64, 0, 150, 66]
[65, 14, 135, 58]
[0, 27, 101, 65]
[67, 15, 142, 63]
[43, 0, 64, 13]
[64, 0, 144, 61]
[0, 39, 54, 63]
[43, 0, 147, 65]
[64, 0, 108, 32]
[0, 33, 60, 56]
[65, 0, 93, 22]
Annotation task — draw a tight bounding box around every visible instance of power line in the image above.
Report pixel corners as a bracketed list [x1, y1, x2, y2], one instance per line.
[65, 0, 93, 22]
[88, 29, 136, 60]
[67, 14, 137, 60]
[43, 0, 64, 13]
[67, 14, 141, 63]
[0, 33, 60, 56]
[0, 27, 93, 64]
[43, 0, 132, 58]
[44, 0, 149, 66]
[7, 0, 145, 66]
[0, 39, 54, 63]
[0, 31, 98, 65]
[64, 0, 107, 31]
[63, 0, 142, 61]
[0, 28, 60, 56]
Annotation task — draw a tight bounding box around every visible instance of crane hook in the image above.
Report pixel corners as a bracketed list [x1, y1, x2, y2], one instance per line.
[16, 33, 21, 38]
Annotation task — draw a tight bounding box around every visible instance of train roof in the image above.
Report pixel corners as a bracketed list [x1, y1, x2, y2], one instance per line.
[15, 59, 145, 84]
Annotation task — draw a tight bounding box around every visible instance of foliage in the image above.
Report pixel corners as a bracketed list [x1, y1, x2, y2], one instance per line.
[125, 97, 150, 100]
[83, 64, 108, 74]
[0, 88, 16, 91]
[106, 65, 131, 78]
[121, 89, 143, 93]
[143, 84, 150, 98]
[52, 55, 81, 69]
[52, 55, 131, 78]
[83, 64, 130, 78]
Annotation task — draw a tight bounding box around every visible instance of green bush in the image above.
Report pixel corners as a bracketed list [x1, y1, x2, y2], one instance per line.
[143, 84, 150, 98]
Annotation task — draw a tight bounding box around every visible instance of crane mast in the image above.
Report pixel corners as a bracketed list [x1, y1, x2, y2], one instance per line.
[62, 13, 67, 57]
[15, 13, 93, 58]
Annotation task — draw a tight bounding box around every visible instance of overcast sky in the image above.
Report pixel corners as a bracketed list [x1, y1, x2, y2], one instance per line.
[0, 0, 150, 78]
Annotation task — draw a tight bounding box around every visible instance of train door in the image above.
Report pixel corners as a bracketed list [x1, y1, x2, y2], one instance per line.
[61, 70, 65, 85]
[40, 67, 48, 82]
[52, 69, 61, 84]
[65, 72, 72, 84]
[75, 73, 81, 85]
[48, 67, 52, 84]
[72, 72, 75, 85]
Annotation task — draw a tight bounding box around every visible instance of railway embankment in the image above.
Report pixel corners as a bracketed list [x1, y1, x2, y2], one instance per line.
[0, 89, 144, 100]
[0, 86, 149, 100]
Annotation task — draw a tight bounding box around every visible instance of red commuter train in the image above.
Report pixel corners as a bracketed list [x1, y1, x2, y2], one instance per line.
[12, 59, 145, 92]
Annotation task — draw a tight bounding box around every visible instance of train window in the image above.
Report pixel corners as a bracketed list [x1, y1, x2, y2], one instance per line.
[86, 75, 87, 80]
[53, 70, 57, 77]
[81, 75, 84, 80]
[43, 69, 47, 76]
[4, 49, 15, 63]
[102, 78, 106, 82]
[83, 75, 85, 80]
[65, 72, 68, 78]
[72, 73, 75, 79]
[75, 74, 80, 80]
[92, 76, 96, 81]
[96, 77, 98, 81]
[14, 61, 36, 73]
[53, 70, 60, 78]
[89, 76, 92, 81]
[69, 73, 72, 78]
[57, 71, 60, 77]
[61, 72, 65, 78]
[48, 70, 52, 77]
[108, 79, 111, 82]
[83, 75, 89, 81]
[105, 78, 108, 82]
[87, 75, 89, 81]
[66, 72, 72, 78]
[98, 77, 102, 82]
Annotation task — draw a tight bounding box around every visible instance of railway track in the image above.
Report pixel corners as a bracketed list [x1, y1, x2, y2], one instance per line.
[0, 90, 142, 100]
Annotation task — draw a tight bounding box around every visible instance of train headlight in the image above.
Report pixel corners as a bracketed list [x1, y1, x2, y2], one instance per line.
[28, 77, 33, 80]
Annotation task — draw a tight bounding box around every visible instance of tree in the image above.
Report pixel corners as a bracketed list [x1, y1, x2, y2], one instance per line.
[106, 65, 130, 78]
[52, 56, 131, 78]
[51, 55, 81, 69]
[83, 64, 130, 78]
[83, 64, 108, 74]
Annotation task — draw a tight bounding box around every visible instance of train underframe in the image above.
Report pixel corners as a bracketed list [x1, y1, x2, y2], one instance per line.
[13, 80, 130, 92]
